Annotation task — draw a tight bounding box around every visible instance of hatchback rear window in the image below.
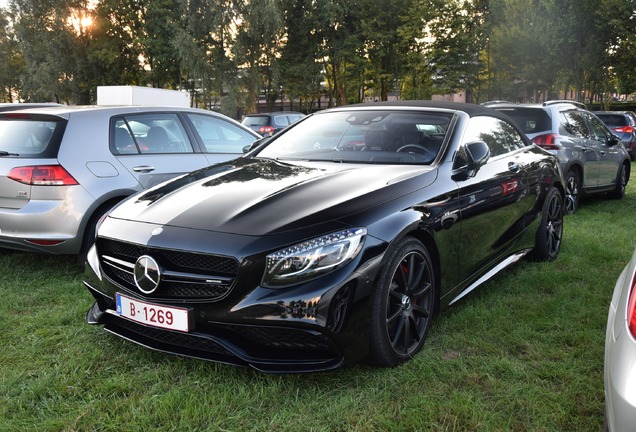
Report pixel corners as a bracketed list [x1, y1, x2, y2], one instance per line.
[243, 116, 269, 127]
[0, 116, 64, 157]
[595, 114, 628, 127]
[494, 108, 551, 135]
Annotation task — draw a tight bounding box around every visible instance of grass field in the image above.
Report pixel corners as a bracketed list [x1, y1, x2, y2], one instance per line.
[1, 182, 635, 431]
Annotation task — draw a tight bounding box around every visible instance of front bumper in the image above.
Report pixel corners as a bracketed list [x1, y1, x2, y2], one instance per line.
[84, 291, 346, 373]
[82, 224, 385, 373]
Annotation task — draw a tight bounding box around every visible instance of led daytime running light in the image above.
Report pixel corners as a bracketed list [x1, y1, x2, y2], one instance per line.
[264, 228, 367, 287]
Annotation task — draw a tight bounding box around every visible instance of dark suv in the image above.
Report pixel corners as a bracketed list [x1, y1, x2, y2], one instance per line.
[489, 101, 631, 213]
[595, 111, 636, 161]
[241, 111, 305, 136]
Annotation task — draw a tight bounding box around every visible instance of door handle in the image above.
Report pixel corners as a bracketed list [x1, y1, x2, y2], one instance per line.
[132, 165, 155, 173]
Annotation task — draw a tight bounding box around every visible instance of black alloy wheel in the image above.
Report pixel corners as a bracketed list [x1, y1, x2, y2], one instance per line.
[564, 170, 579, 214]
[531, 187, 564, 262]
[369, 237, 435, 367]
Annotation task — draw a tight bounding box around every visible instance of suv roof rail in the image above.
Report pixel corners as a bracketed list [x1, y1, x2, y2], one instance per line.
[542, 100, 588, 109]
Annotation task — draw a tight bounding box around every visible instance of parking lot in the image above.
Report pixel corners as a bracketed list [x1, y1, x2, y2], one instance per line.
[1, 183, 634, 431]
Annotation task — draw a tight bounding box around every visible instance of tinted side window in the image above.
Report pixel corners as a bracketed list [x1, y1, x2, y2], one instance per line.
[461, 116, 526, 158]
[186, 113, 256, 153]
[560, 111, 589, 138]
[584, 113, 612, 142]
[273, 115, 290, 126]
[111, 113, 193, 155]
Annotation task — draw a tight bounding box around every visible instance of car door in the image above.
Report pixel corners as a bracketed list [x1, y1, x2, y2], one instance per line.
[110, 112, 210, 189]
[560, 110, 601, 189]
[583, 112, 624, 188]
[453, 116, 536, 285]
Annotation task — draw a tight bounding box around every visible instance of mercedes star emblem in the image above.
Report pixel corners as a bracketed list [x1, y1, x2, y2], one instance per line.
[133, 255, 161, 294]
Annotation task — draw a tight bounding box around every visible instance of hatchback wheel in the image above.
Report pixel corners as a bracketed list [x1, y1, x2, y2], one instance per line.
[564, 170, 580, 214]
[531, 187, 563, 261]
[368, 237, 435, 367]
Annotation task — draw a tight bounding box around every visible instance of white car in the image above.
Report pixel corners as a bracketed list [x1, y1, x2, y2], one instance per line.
[604, 248, 636, 431]
[0, 105, 259, 256]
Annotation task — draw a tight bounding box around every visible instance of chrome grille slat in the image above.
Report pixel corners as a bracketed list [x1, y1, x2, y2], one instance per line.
[97, 238, 238, 300]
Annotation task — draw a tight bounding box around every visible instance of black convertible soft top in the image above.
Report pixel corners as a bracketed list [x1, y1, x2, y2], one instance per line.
[341, 100, 515, 119]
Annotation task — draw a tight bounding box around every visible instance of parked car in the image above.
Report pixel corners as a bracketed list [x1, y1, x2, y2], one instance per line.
[83, 101, 565, 373]
[0, 105, 259, 256]
[241, 111, 306, 136]
[490, 101, 631, 214]
[604, 248, 636, 431]
[595, 111, 636, 161]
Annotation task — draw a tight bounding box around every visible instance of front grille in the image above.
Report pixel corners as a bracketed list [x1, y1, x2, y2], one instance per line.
[97, 238, 239, 301]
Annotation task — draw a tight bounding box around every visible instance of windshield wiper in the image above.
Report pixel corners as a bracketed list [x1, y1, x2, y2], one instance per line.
[0, 151, 19, 156]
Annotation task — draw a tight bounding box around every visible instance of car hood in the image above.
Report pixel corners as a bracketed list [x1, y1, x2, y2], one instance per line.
[108, 157, 437, 236]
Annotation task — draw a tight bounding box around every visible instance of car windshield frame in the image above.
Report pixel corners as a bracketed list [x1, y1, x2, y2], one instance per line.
[255, 110, 452, 165]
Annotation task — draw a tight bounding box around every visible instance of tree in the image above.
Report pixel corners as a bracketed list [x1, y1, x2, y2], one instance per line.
[278, 0, 325, 109]
[10, 0, 99, 103]
[358, 0, 410, 101]
[175, 0, 240, 116]
[88, 0, 145, 88]
[0, 7, 24, 102]
[141, 0, 184, 89]
[234, 0, 284, 114]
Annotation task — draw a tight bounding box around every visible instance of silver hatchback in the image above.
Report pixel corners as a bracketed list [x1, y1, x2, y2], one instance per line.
[0, 105, 258, 256]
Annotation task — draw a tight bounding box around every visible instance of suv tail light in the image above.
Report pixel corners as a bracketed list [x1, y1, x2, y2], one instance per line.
[531, 133, 561, 150]
[8, 165, 79, 186]
[258, 126, 275, 135]
[613, 126, 634, 134]
[628, 269, 636, 338]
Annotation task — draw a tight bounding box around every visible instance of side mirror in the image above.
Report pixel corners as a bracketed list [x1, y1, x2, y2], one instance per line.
[608, 133, 621, 146]
[465, 140, 491, 176]
[243, 136, 271, 153]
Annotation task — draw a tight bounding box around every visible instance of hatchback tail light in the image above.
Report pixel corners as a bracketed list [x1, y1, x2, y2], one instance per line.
[613, 126, 634, 134]
[628, 270, 636, 338]
[258, 126, 275, 135]
[8, 165, 79, 186]
[531, 133, 561, 150]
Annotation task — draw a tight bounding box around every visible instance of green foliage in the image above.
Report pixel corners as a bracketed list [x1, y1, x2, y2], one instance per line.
[1, 0, 636, 109]
[0, 8, 24, 101]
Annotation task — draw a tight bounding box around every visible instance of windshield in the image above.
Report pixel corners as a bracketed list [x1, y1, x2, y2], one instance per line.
[256, 110, 452, 164]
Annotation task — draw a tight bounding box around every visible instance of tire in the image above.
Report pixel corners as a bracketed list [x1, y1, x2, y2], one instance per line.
[564, 170, 580, 215]
[531, 187, 564, 262]
[79, 201, 118, 262]
[608, 163, 628, 199]
[368, 237, 436, 367]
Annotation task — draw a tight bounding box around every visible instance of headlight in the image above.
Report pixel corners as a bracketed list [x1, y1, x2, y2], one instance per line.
[263, 228, 367, 287]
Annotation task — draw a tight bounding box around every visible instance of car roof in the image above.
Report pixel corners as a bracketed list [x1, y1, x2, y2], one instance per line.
[326, 100, 521, 122]
[0, 102, 64, 112]
[595, 111, 634, 115]
[483, 100, 587, 110]
[245, 111, 305, 116]
[0, 105, 229, 118]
